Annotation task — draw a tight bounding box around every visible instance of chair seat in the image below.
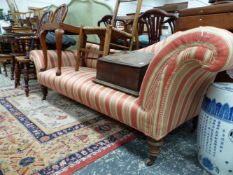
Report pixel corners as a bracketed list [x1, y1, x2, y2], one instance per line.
[139, 34, 149, 48]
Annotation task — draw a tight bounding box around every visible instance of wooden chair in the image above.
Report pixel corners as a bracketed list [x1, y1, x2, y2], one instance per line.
[51, 4, 68, 23]
[137, 8, 177, 47]
[109, 0, 142, 50]
[13, 11, 53, 96]
[76, 0, 142, 71]
[11, 11, 34, 27]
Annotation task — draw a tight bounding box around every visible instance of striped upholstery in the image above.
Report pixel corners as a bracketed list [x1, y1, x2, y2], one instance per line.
[30, 43, 100, 72]
[30, 50, 77, 73]
[32, 27, 233, 140]
[38, 67, 147, 134]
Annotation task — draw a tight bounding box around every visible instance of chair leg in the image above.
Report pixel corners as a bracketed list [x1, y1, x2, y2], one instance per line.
[24, 62, 29, 97]
[3, 62, 7, 77]
[41, 85, 48, 100]
[11, 56, 15, 80]
[14, 61, 20, 88]
[0, 64, 2, 74]
[145, 137, 163, 166]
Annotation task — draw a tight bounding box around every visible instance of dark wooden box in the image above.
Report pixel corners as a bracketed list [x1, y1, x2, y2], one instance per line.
[94, 51, 154, 96]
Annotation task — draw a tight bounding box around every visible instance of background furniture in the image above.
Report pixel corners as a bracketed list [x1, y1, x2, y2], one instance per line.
[14, 56, 33, 96]
[31, 27, 233, 166]
[137, 8, 177, 47]
[156, 1, 188, 13]
[175, 2, 233, 83]
[0, 54, 13, 76]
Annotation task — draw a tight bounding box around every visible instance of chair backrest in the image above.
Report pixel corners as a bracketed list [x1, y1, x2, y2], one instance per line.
[51, 4, 68, 23]
[12, 11, 34, 27]
[111, 0, 142, 38]
[97, 15, 113, 27]
[138, 8, 177, 44]
[36, 10, 53, 36]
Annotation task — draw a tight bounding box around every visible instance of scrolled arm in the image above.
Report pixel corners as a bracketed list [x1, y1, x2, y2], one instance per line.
[139, 27, 233, 109]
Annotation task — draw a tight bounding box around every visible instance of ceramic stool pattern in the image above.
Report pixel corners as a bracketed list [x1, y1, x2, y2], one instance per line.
[198, 83, 233, 175]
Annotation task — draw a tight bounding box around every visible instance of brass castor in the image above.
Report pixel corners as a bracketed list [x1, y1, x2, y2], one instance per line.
[144, 156, 156, 166]
[145, 137, 163, 166]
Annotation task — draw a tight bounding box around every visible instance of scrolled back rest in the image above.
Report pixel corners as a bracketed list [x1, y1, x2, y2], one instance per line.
[138, 27, 233, 111]
[136, 27, 233, 138]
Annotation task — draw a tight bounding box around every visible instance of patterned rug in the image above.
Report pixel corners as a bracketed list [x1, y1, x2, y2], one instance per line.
[0, 88, 136, 175]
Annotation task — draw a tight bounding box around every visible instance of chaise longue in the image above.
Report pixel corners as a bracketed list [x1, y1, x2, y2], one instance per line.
[30, 27, 233, 165]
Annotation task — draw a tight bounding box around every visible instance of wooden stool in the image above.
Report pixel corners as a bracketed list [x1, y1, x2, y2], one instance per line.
[0, 54, 13, 77]
[15, 56, 32, 97]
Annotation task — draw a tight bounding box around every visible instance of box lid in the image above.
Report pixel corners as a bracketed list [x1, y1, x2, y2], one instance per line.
[98, 51, 154, 68]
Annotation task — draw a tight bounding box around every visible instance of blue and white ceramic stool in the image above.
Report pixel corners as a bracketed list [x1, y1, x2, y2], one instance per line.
[198, 83, 233, 175]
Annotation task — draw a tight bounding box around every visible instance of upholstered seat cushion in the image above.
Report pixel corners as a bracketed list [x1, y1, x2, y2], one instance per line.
[38, 66, 148, 134]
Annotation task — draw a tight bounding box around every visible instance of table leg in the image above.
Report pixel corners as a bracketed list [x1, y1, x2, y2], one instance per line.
[24, 62, 29, 97]
[11, 56, 15, 80]
[15, 61, 20, 88]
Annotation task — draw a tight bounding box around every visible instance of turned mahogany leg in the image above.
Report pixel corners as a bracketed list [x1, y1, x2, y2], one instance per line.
[41, 85, 48, 100]
[24, 62, 29, 97]
[40, 30, 48, 72]
[55, 29, 64, 76]
[15, 61, 20, 88]
[145, 137, 163, 166]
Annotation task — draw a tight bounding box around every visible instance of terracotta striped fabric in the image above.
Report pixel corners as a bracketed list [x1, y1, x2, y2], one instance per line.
[38, 67, 147, 134]
[30, 50, 77, 73]
[33, 27, 233, 140]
